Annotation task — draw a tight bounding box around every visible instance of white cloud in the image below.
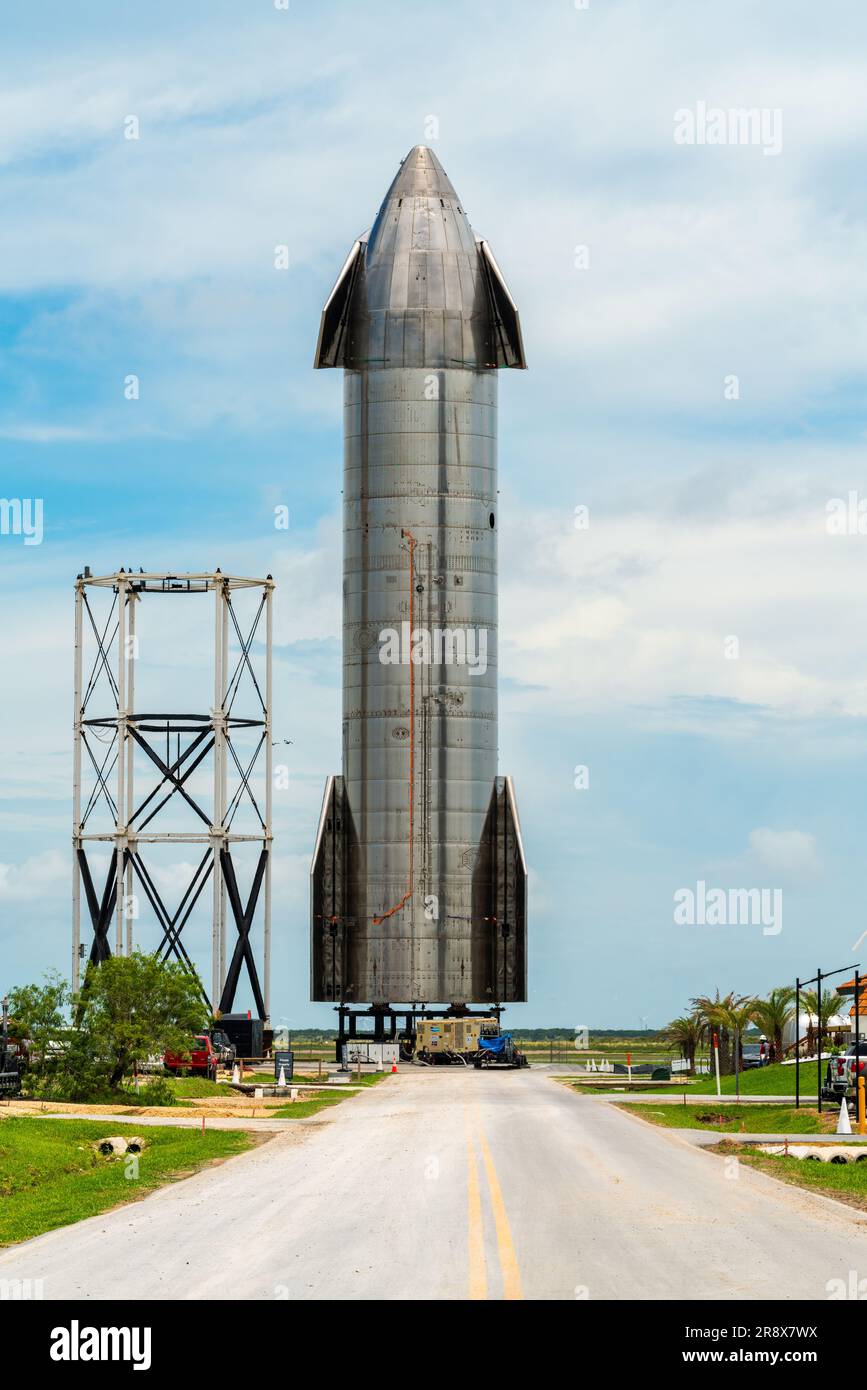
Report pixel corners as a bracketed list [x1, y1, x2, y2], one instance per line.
[499, 487, 867, 726]
[1, 2, 867, 435]
[748, 828, 822, 877]
[0, 849, 67, 900]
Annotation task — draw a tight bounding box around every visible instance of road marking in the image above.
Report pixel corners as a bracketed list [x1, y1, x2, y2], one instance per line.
[466, 1132, 488, 1300]
[478, 1128, 524, 1301]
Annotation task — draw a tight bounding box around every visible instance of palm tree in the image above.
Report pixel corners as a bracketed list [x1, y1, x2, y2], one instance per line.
[662, 1014, 706, 1072]
[691, 990, 748, 1075]
[750, 986, 795, 1064]
[800, 990, 846, 1057]
[800, 989, 845, 1018]
[715, 998, 759, 1099]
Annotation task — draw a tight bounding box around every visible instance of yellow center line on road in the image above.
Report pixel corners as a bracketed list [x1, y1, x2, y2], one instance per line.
[477, 1128, 524, 1301]
[465, 1101, 524, 1302]
[466, 1129, 488, 1301]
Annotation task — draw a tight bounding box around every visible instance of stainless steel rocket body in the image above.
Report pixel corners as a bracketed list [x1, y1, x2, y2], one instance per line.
[312, 147, 527, 1006]
[343, 365, 498, 1002]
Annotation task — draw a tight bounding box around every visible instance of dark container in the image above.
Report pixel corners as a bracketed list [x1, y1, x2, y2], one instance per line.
[219, 1014, 265, 1059]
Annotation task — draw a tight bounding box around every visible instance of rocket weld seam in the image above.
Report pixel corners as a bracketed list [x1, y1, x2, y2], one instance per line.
[372, 529, 417, 926]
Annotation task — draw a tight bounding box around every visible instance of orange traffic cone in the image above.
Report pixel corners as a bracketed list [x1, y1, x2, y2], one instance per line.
[391, 1061, 397, 1073]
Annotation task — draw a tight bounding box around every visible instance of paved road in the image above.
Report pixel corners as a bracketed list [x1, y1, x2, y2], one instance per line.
[2, 1068, 866, 1300]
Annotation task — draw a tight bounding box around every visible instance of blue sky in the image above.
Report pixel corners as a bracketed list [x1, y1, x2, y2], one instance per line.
[4, 0, 867, 1028]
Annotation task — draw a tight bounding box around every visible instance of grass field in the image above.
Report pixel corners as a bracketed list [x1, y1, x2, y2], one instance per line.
[0, 1117, 253, 1246]
[570, 1082, 686, 1093]
[525, 1042, 676, 1065]
[619, 1103, 837, 1134]
[247, 1070, 388, 1090]
[303, 1070, 386, 1087]
[688, 1061, 825, 1096]
[165, 1077, 238, 1099]
[715, 1140, 867, 1212]
[270, 1091, 352, 1119]
[268, 1070, 391, 1117]
[569, 1061, 829, 1098]
[286, 1032, 680, 1067]
[21, 1075, 240, 1107]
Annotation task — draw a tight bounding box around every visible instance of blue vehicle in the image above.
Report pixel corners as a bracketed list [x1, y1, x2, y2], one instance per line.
[473, 1033, 527, 1070]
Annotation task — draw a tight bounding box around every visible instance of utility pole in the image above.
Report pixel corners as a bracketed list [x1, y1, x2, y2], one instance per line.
[795, 976, 800, 1110]
[817, 967, 823, 1114]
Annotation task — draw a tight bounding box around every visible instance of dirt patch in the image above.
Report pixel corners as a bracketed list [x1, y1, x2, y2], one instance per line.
[2, 1098, 299, 1121]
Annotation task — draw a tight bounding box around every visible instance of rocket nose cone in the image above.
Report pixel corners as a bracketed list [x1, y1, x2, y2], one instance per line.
[388, 144, 459, 200]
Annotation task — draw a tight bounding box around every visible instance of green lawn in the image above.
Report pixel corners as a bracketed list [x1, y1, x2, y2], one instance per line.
[0, 1116, 253, 1246]
[164, 1077, 237, 1099]
[571, 1082, 684, 1093]
[20, 1075, 238, 1107]
[688, 1061, 825, 1096]
[570, 1061, 829, 1098]
[718, 1140, 867, 1210]
[270, 1091, 353, 1119]
[619, 1102, 836, 1134]
[248, 1070, 388, 1090]
[319, 1071, 388, 1088]
[271, 1070, 390, 1117]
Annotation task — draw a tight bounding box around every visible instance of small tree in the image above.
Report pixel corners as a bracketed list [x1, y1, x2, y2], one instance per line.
[6, 972, 69, 1076]
[75, 952, 210, 1090]
[691, 990, 747, 1074]
[713, 998, 756, 1099]
[662, 1013, 705, 1071]
[800, 989, 846, 1054]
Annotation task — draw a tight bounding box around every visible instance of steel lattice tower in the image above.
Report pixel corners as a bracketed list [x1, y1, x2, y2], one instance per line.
[72, 569, 274, 1020]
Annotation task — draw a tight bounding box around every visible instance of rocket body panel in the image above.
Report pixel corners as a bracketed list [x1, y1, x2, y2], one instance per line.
[343, 365, 498, 1002]
[311, 146, 527, 1006]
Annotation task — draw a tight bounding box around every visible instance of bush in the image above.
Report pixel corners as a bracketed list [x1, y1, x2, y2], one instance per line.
[11, 953, 211, 1102]
[128, 1078, 175, 1107]
[23, 1067, 118, 1105]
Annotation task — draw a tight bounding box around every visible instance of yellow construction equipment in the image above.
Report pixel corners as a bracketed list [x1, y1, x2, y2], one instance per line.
[415, 1017, 498, 1059]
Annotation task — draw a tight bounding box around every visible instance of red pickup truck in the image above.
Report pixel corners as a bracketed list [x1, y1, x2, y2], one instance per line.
[164, 1034, 218, 1081]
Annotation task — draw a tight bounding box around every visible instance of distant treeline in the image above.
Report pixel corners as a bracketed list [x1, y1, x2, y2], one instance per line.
[509, 1028, 581, 1041]
[584, 1029, 660, 1039]
[510, 1028, 660, 1041]
[283, 1027, 660, 1041]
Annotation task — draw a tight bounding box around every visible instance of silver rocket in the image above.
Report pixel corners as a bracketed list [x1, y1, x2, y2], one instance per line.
[311, 145, 527, 1007]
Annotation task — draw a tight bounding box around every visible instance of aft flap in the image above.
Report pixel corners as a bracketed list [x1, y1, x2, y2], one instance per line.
[471, 775, 528, 1002]
[310, 775, 355, 1001]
